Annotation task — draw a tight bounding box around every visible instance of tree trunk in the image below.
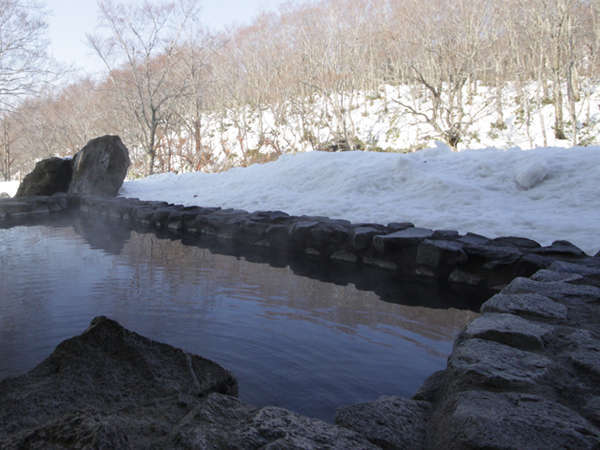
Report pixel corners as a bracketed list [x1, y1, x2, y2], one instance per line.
[553, 76, 566, 140]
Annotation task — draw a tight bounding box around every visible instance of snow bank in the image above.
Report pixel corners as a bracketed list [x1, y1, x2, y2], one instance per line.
[0, 181, 19, 197]
[122, 145, 600, 255]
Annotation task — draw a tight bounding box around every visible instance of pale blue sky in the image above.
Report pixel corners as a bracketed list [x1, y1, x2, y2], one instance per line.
[46, 0, 291, 76]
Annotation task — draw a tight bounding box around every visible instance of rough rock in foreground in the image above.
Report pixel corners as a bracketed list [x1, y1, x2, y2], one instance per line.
[0, 316, 374, 449]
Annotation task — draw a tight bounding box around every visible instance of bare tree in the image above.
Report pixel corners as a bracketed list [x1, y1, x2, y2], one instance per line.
[88, 0, 200, 175]
[0, 0, 54, 112]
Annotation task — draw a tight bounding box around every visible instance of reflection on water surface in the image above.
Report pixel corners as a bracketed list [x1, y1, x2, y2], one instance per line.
[0, 215, 478, 421]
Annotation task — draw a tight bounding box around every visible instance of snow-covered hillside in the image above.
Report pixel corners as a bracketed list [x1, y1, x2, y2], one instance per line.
[122, 144, 600, 255]
[0, 181, 18, 197]
[153, 82, 600, 174]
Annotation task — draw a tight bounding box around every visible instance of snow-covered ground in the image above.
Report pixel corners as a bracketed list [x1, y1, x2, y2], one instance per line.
[0, 181, 19, 197]
[122, 144, 600, 256]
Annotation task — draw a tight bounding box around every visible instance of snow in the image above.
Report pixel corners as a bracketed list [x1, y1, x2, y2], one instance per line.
[0, 181, 19, 197]
[122, 144, 600, 256]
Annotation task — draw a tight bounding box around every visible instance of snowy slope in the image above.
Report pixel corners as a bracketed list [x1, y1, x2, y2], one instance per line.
[122, 144, 600, 255]
[0, 181, 19, 197]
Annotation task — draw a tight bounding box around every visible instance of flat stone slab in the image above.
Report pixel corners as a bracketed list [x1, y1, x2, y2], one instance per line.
[430, 390, 600, 449]
[481, 292, 568, 321]
[373, 227, 434, 252]
[449, 338, 553, 389]
[503, 276, 600, 303]
[335, 396, 431, 449]
[462, 313, 553, 350]
[530, 269, 583, 283]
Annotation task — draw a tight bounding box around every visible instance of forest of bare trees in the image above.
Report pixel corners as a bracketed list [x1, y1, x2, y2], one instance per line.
[1, 0, 599, 180]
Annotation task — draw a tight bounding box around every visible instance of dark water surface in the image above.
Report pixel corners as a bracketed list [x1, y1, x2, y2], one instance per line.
[0, 215, 479, 421]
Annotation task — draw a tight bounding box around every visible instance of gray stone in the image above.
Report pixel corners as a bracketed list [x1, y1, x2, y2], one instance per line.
[448, 268, 483, 286]
[386, 222, 414, 232]
[416, 239, 467, 269]
[351, 225, 384, 251]
[481, 292, 568, 321]
[448, 338, 552, 389]
[492, 236, 541, 249]
[432, 229, 459, 239]
[549, 260, 600, 277]
[458, 232, 490, 246]
[583, 396, 600, 425]
[173, 393, 378, 449]
[533, 240, 587, 258]
[564, 329, 600, 377]
[331, 250, 358, 263]
[502, 276, 600, 303]
[335, 396, 431, 449]
[289, 219, 351, 254]
[69, 135, 131, 197]
[0, 316, 237, 446]
[373, 227, 434, 253]
[462, 241, 522, 267]
[462, 312, 552, 350]
[15, 157, 73, 197]
[0, 192, 10, 198]
[530, 269, 583, 283]
[430, 390, 600, 449]
[413, 370, 447, 402]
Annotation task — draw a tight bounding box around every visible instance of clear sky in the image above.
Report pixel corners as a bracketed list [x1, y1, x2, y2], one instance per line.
[46, 0, 291, 77]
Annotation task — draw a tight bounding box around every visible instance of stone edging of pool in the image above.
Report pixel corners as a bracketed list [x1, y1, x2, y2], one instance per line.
[1, 193, 599, 448]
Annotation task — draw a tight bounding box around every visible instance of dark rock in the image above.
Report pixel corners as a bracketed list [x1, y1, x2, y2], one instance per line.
[461, 241, 522, 267]
[413, 370, 447, 402]
[386, 222, 414, 232]
[458, 232, 490, 246]
[187, 209, 248, 237]
[69, 135, 130, 197]
[247, 210, 291, 224]
[583, 396, 600, 425]
[0, 316, 237, 448]
[564, 329, 600, 377]
[514, 253, 555, 277]
[264, 223, 290, 248]
[351, 225, 385, 251]
[530, 269, 583, 283]
[461, 312, 552, 350]
[233, 219, 269, 244]
[549, 260, 600, 277]
[429, 390, 600, 449]
[335, 396, 431, 449]
[15, 157, 73, 197]
[432, 229, 459, 239]
[502, 276, 600, 303]
[448, 268, 484, 286]
[481, 292, 568, 321]
[289, 219, 351, 255]
[533, 240, 587, 258]
[492, 236, 541, 249]
[171, 393, 378, 449]
[373, 227, 434, 253]
[448, 338, 552, 389]
[416, 239, 467, 270]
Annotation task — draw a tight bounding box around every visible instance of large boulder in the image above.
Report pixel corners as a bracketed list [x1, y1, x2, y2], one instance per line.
[69, 135, 130, 197]
[0, 317, 375, 449]
[15, 157, 73, 198]
[0, 316, 237, 448]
